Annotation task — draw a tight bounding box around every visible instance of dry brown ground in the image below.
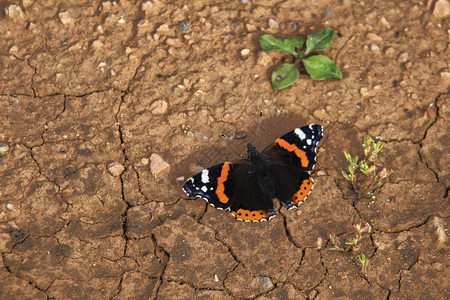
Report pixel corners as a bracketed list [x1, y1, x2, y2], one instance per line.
[1, 0, 449, 299]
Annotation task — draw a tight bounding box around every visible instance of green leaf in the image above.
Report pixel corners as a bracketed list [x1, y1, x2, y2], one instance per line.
[303, 55, 343, 80]
[344, 151, 352, 162]
[342, 171, 351, 181]
[271, 63, 299, 90]
[259, 35, 298, 55]
[286, 36, 305, 50]
[305, 28, 336, 55]
[366, 165, 376, 174]
[348, 165, 354, 175]
[363, 136, 372, 149]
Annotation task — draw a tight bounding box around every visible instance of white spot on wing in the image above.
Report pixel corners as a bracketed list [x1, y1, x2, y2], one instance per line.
[307, 139, 312, 145]
[201, 169, 209, 183]
[201, 186, 207, 192]
[294, 128, 306, 140]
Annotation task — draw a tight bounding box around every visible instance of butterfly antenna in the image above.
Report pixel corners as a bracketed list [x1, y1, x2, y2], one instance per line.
[250, 111, 263, 146]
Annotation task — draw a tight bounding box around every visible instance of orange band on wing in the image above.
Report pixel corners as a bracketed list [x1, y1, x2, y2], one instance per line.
[292, 178, 313, 205]
[232, 209, 270, 222]
[216, 162, 231, 204]
[276, 139, 309, 168]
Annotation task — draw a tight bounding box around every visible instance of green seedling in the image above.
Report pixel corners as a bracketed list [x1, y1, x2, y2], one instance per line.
[342, 136, 391, 202]
[358, 253, 369, 276]
[259, 28, 343, 90]
[330, 223, 371, 278]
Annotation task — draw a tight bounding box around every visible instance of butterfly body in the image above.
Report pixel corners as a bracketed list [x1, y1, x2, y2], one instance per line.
[183, 124, 323, 222]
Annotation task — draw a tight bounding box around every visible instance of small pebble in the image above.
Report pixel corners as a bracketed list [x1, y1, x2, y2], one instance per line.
[149, 99, 168, 114]
[268, 19, 279, 29]
[157, 23, 173, 35]
[367, 33, 382, 41]
[255, 275, 274, 291]
[439, 71, 450, 85]
[5, 5, 24, 19]
[178, 21, 189, 31]
[0, 143, 9, 155]
[150, 153, 170, 175]
[369, 44, 380, 51]
[433, 0, 450, 19]
[379, 16, 391, 29]
[141, 158, 150, 165]
[9, 45, 18, 54]
[359, 87, 369, 96]
[107, 162, 125, 177]
[398, 52, 409, 63]
[246, 23, 257, 32]
[201, 136, 208, 141]
[317, 237, 323, 249]
[59, 11, 74, 25]
[240, 48, 250, 56]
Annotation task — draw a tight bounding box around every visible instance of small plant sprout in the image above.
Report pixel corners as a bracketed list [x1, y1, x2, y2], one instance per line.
[329, 222, 372, 278]
[358, 253, 369, 277]
[259, 27, 343, 90]
[342, 136, 391, 202]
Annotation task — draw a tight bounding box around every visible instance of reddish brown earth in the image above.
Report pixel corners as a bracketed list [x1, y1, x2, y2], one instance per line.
[0, 0, 449, 299]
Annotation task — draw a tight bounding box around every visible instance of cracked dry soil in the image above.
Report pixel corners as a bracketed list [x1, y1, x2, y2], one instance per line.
[0, 0, 449, 299]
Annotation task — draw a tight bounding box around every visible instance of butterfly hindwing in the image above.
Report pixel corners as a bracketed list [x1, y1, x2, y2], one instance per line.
[223, 163, 277, 222]
[262, 161, 313, 209]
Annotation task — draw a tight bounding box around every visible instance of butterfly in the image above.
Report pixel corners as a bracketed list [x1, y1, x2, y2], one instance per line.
[182, 124, 323, 222]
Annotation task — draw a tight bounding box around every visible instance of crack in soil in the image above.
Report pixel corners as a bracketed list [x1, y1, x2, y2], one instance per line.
[150, 233, 169, 300]
[2, 247, 51, 299]
[278, 209, 302, 249]
[416, 95, 441, 182]
[391, 252, 420, 297]
[305, 248, 328, 299]
[378, 214, 432, 234]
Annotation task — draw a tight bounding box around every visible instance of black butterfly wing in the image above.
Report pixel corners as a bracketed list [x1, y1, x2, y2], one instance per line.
[263, 124, 323, 208]
[224, 163, 277, 222]
[264, 124, 323, 171]
[182, 162, 233, 210]
[183, 162, 276, 222]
